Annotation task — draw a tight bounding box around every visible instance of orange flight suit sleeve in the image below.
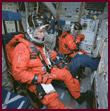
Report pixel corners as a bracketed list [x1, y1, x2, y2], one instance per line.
[12, 43, 34, 84]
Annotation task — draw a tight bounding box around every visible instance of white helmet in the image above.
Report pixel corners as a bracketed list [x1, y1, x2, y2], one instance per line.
[26, 12, 49, 47]
[70, 22, 82, 35]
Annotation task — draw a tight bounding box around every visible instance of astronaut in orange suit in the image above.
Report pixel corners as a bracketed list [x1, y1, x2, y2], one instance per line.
[6, 14, 93, 109]
[58, 23, 100, 75]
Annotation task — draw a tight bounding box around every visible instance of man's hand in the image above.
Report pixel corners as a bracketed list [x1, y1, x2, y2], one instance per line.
[37, 74, 56, 84]
[76, 34, 85, 44]
[49, 51, 57, 59]
[77, 34, 85, 41]
[76, 37, 81, 43]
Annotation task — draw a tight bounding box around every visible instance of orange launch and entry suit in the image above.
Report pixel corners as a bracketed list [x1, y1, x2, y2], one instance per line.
[6, 34, 81, 109]
[59, 31, 88, 58]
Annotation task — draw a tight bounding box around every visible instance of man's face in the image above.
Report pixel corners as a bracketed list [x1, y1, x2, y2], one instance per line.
[35, 28, 45, 41]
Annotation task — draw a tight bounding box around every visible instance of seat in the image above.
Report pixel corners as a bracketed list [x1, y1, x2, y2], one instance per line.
[2, 87, 31, 109]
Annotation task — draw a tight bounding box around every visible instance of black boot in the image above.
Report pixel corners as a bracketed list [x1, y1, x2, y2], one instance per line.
[86, 90, 94, 109]
[77, 67, 87, 80]
[76, 90, 94, 108]
[76, 92, 87, 104]
[79, 73, 87, 79]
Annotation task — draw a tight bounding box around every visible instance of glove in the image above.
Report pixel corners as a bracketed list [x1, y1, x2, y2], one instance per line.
[76, 34, 85, 44]
[79, 34, 85, 41]
[50, 51, 57, 59]
[37, 74, 56, 84]
[76, 37, 81, 43]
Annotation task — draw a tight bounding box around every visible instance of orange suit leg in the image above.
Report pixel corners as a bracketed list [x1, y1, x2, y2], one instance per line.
[28, 85, 68, 109]
[51, 67, 80, 99]
[41, 92, 68, 109]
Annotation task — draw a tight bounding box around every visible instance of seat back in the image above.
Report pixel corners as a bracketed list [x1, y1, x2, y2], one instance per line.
[2, 10, 26, 92]
[2, 10, 22, 68]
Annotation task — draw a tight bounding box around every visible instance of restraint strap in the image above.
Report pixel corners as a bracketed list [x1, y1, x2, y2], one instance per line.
[36, 84, 46, 99]
[30, 45, 51, 73]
